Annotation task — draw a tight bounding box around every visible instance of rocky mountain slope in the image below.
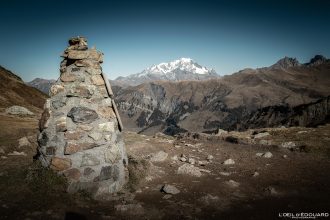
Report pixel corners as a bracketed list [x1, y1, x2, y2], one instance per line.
[114, 58, 219, 86]
[114, 55, 330, 134]
[0, 66, 47, 113]
[27, 78, 56, 95]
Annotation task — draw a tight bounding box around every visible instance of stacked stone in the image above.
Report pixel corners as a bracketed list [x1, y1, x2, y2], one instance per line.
[38, 36, 128, 198]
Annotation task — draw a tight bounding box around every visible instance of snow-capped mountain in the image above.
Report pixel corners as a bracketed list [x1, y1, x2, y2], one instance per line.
[114, 58, 219, 86]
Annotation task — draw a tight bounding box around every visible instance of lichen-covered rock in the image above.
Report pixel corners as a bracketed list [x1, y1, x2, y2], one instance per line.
[67, 107, 98, 124]
[38, 37, 128, 199]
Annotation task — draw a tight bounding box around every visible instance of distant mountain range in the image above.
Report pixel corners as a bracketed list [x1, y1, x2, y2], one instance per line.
[27, 78, 56, 95]
[114, 57, 219, 86]
[113, 55, 330, 134]
[22, 55, 330, 134]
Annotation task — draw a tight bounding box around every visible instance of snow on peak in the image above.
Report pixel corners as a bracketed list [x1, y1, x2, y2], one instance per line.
[137, 57, 215, 77]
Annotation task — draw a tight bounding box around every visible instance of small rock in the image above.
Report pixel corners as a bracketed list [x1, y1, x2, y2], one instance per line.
[216, 129, 228, 136]
[253, 172, 259, 177]
[254, 132, 270, 139]
[171, 155, 178, 161]
[256, 153, 263, 157]
[226, 180, 240, 188]
[263, 152, 273, 158]
[98, 122, 115, 132]
[264, 186, 278, 195]
[180, 157, 187, 162]
[281, 141, 296, 150]
[223, 158, 235, 165]
[200, 194, 219, 205]
[161, 184, 180, 194]
[174, 145, 181, 148]
[163, 194, 172, 199]
[198, 160, 208, 166]
[283, 155, 288, 159]
[5, 105, 34, 116]
[207, 155, 214, 161]
[50, 157, 72, 171]
[18, 137, 30, 148]
[220, 172, 231, 176]
[188, 158, 196, 165]
[150, 151, 168, 162]
[115, 204, 144, 215]
[88, 132, 103, 141]
[1, 156, 8, 159]
[297, 131, 308, 134]
[177, 164, 202, 177]
[0, 147, 5, 154]
[7, 151, 27, 156]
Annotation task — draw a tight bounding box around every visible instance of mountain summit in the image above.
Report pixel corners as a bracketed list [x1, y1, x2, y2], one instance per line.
[115, 58, 219, 86]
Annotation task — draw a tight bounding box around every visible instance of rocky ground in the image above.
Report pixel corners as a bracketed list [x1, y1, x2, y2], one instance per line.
[0, 112, 330, 219]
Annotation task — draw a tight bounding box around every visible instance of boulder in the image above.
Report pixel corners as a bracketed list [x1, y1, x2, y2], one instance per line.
[5, 106, 34, 116]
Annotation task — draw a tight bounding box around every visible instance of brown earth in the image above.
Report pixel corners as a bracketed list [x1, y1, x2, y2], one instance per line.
[0, 111, 329, 220]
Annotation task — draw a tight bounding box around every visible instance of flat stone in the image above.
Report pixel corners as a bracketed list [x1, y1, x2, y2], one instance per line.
[98, 87, 109, 97]
[64, 130, 84, 140]
[85, 67, 102, 75]
[188, 158, 196, 165]
[5, 106, 34, 116]
[104, 145, 120, 163]
[60, 72, 77, 82]
[77, 124, 94, 131]
[67, 107, 98, 124]
[216, 129, 228, 136]
[281, 141, 296, 149]
[50, 157, 71, 171]
[38, 131, 49, 146]
[99, 166, 112, 181]
[46, 147, 56, 155]
[81, 154, 101, 167]
[263, 152, 273, 158]
[50, 84, 64, 96]
[177, 164, 202, 177]
[67, 49, 103, 61]
[67, 84, 93, 98]
[63, 168, 81, 181]
[97, 107, 116, 120]
[150, 151, 168, 162]
[91, 75, 105, 85]
[254, 132, 270, 139]
[7, 151, 27, 156]
[88, 132, 102, 141]
[18, 137, 30, 148]
[98, 122, 115, 132]
[65, 142, 97, 155]
[56, 116, 67, 132]
[52, 100, 66, 109]
[226, 180, 240, 188]
[207, 155, 214, 161]
[39, 108, 50, 130]
[162, 184, 180, 194]
[83, 167, 95, 176]
[75, 59, 100, 68]
[223, 158, 235, 165]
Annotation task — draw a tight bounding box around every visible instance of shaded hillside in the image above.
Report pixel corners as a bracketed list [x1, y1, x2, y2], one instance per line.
[238, 96, 330, 130]
[114, 56, 330, 134]
[0, 66, 47, 113]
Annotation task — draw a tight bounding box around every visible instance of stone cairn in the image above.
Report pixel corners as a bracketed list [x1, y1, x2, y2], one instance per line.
[38, 36, 128, 198]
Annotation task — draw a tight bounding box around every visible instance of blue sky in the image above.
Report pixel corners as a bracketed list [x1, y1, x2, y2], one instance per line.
[0, 0, 329, 81]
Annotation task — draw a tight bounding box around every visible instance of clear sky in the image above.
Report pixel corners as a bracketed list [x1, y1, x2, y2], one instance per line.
[0, 0, 329, 81]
